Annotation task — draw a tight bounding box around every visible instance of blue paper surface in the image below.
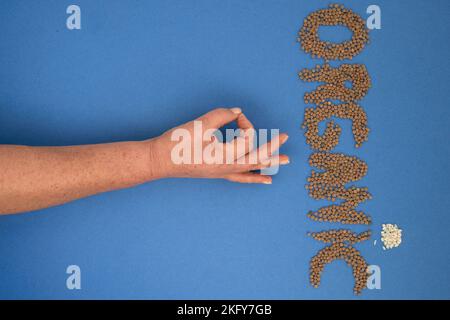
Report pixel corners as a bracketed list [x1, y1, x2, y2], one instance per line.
[0, 0, 449, 299]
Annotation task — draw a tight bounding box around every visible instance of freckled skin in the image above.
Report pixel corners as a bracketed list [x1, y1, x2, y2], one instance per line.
[0, 108, 290, 215]
[0, 141, 152, 214]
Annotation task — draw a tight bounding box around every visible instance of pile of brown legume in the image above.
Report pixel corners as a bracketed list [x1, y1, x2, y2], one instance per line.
[306, 153, 372, 225]
[309, 231, 370, 295]
[298, 3, 372, 295]
[302, 101, 369, 150]
[300, 64, 371, 105]
[299, 4, 369, 61]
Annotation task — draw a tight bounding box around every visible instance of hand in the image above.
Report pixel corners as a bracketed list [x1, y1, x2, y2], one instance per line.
[146, 108, 289, 184]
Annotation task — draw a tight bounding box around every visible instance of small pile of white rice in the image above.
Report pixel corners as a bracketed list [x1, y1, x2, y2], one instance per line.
[381, 223, 402, 250]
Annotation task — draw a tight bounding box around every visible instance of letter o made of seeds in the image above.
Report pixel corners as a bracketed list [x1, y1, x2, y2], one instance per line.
[299, 4, 369, 61]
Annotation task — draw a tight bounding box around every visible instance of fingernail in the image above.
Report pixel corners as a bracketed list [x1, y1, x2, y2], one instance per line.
[230, 107, 242, 114]
[281, 158, 290, 165]
[280, 134, 289, 144]
[263, 179, 272, 185]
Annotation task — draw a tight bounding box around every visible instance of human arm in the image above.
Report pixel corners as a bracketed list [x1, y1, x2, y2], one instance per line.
[0, 108, 289, 215]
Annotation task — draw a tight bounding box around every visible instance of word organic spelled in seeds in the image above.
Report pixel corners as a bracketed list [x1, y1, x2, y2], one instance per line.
[381, 224, 402, 250]
[298, 4, 373, 295]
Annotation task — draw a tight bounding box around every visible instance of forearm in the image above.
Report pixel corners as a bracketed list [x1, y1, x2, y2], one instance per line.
[0, 140, 160, 215]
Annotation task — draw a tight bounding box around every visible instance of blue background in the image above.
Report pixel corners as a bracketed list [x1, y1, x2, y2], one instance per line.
[0, 0, 449, 299]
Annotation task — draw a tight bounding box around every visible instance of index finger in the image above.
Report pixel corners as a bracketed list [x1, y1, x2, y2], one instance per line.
[196, 107, 242, 129]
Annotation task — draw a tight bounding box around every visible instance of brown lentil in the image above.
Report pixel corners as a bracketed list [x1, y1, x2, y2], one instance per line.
[307, 186, 371, 225]
[299, 63, 371, 105]
[298, 3, 373, 295]
[309, 235, 370, 295]
[302, 101, 369, 150]
[305, 152, 372, 224]
[308, 229, 371, 244]
[298, 3, 369, 61]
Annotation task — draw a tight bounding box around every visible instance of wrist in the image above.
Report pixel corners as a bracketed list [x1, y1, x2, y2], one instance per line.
[141, 137, 173, 181]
